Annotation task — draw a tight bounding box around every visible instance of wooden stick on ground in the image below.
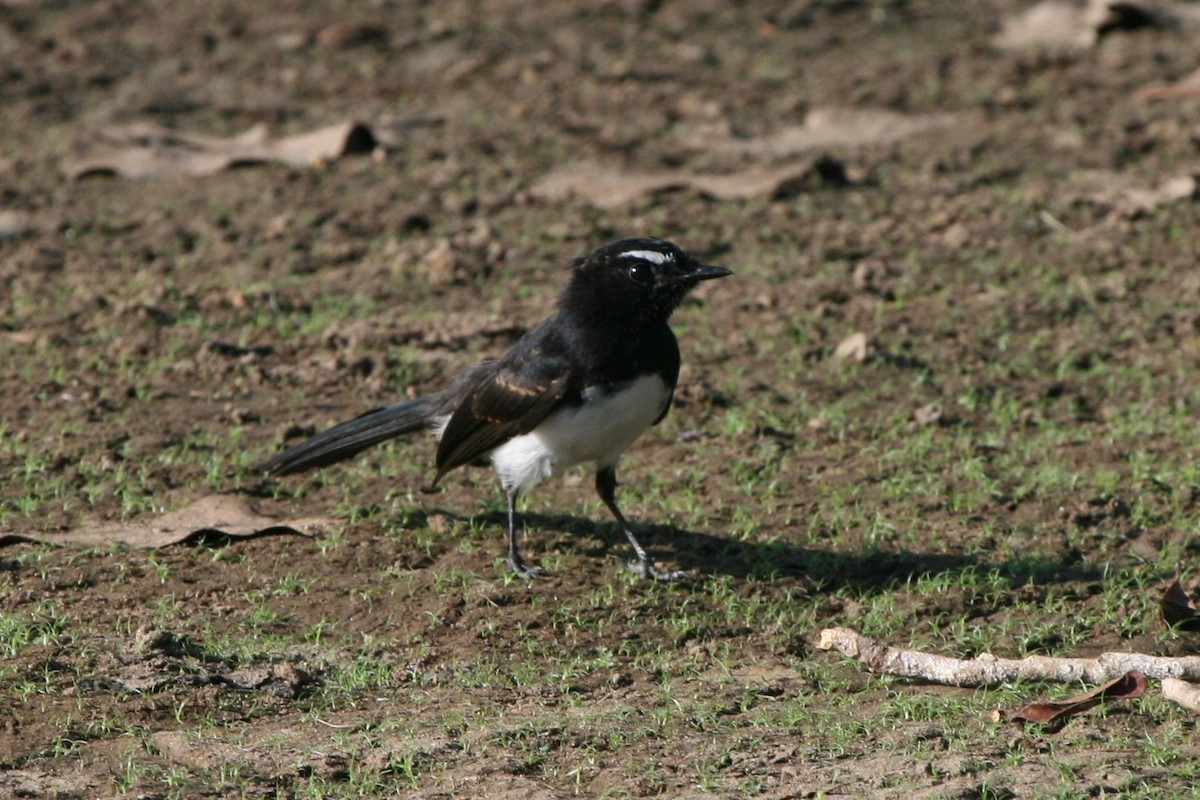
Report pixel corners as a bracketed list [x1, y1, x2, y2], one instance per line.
[1162, 678, 1200, 712]
[817, 626, 1200, 711]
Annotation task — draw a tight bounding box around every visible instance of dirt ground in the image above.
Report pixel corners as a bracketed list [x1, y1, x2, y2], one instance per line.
[4, 1, 1200, 797]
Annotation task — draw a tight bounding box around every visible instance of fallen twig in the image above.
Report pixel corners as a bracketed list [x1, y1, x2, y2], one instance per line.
[816, 626, 1200, 686]
[1162, 678, 1200, 712]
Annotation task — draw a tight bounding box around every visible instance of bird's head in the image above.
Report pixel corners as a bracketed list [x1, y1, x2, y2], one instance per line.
[561, 237, 731, 322]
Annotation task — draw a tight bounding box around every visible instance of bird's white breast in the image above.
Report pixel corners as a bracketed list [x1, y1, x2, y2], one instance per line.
[489, 374, 671, 493]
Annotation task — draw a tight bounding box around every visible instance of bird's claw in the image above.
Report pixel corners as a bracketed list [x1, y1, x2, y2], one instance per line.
[507, 560, 551, 580]
[627, 559, 689, 582]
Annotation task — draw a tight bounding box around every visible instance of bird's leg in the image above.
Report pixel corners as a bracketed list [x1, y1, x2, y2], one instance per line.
[505, 488, 547, 578]
[595, 466, 686, 581]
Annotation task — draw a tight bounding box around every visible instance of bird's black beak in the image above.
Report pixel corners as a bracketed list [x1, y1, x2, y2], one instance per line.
[686, 263, 733, 282]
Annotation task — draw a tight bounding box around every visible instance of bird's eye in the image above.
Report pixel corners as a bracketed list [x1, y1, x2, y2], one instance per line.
[627, 263, 653, 283]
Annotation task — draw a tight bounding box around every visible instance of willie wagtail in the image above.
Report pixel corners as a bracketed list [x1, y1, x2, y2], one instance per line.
[256, 237, 731, 579]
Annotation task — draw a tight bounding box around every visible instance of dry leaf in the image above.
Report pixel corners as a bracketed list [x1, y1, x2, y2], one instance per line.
[530, 161, 685, 208]
[315, 22, 387, 48]
[1007, 670, 1147, 730]
[0, 494, 335, 549]
[0, 209, 29, 240]
[994, 0, 1200, 55]
[690, 159, 842, 199]
[1124, 175, 1198, 212]
[65, 120, 379, 179]
[532, 106, 960, 209]
[832, 331, 871, 363]
[1162, 579, 1200, 631]
[913, 403, 944, 426]
[1135, 66, 1200, 101]
[993, 1, 1100, 54]
[711, 107, 963, 159]
[529, 158, 830, 209]
[1066, 169, 1199, 215]
[1100, 0, 1200, 31]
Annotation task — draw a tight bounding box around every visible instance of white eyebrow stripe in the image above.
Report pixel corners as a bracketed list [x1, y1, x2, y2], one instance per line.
[619, 249, 673, 264]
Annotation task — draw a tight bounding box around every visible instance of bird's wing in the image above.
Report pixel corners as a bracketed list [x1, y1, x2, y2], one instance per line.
[434, 335, 574, 481]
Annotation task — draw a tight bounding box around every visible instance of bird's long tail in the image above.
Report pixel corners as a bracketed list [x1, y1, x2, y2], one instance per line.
[256, 396, 437, 475]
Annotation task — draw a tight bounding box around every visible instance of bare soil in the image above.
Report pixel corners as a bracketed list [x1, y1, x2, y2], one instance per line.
[3, 1, 1200, 797]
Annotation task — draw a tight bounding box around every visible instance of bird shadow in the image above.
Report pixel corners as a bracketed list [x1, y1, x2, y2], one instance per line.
[462, 510, 1102, 593]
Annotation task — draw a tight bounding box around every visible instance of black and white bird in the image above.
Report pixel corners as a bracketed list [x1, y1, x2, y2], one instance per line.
[256, 238, 731, 579]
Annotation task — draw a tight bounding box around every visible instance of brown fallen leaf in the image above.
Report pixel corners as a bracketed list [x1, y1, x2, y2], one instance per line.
[529, 158, 830, 209]
[994, 0, 1200, 55]
[1065, 168, 1199, 215]
[1100, 0, 1200, 31]
[534, 105, 959, 209]
[1135, 66, 1200, 101]
[832, 331, 871, 363]
[530, 161, 684, 208]
[65, 120, 378, 179]
[708, 107, 964, 159]
[0, 494, 335, 549]
[993, 1, 1100, 54]
[1006, 670, 1148, 730]
[1123, 175, 1199, 213]
[1162, 579, 1200, 631]
[315, 22, 388, 48]
[913, 402, 944, 426]
[0, 209, 29, 240]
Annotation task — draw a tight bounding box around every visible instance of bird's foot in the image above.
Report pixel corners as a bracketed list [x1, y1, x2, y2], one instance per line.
[507, 557, 551, 579]
[627, 558, 689, 582]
